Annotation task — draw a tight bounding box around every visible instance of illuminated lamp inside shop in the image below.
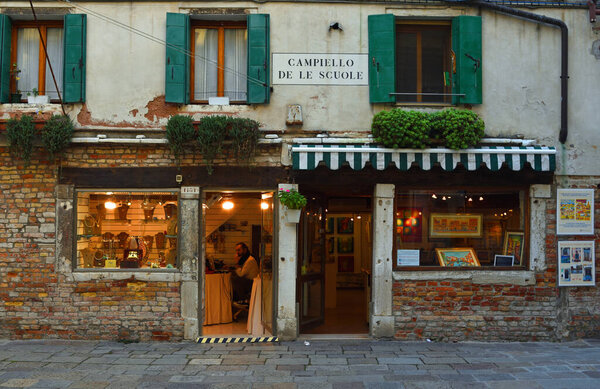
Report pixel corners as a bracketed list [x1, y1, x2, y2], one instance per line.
[261, 202, 269, 210]
[222, 200, 234, 210]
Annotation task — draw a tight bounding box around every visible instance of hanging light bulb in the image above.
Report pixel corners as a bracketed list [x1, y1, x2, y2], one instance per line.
[442, 196, 447, 201]
[468, 197, 473, 202]
[479, 196, 484, 201]
[261, 202, 269, 210]
[222, 199, 234, 210]
[431, 194, 437, 199]
[357, 215, 362, 220]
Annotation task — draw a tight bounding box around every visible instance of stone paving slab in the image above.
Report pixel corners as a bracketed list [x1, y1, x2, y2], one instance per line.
[1, 339, 600, 388]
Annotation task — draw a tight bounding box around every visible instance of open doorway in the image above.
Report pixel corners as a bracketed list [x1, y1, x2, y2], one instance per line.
[299, 196, 371, 335]
[202, 191, 274, 337]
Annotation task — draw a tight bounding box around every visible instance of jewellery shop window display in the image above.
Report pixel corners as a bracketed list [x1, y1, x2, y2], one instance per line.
[75, 190, 179, 270]
[394, 189, 527, 269]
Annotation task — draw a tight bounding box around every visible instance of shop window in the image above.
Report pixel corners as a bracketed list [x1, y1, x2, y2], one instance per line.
[0, 13, 86, 103]
[368, 14, 482, 105]
[191, 21, 247, 102]
[75, 190, 179, 270]
[395, 189, 527, 269]
[165, 13, 269, 105]
[396, 23, 451, 104]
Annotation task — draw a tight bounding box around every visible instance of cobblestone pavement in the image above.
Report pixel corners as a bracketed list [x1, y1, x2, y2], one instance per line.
[1, 338, 600, 388]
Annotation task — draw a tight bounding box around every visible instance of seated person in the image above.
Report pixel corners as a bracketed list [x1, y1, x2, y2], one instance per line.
[230, 242, 259, 303]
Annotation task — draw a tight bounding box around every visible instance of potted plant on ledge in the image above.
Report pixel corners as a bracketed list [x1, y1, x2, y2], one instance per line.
[277, 188, 307, 224]
[27, 88, 50, 104]
[9, 63, 22, 103]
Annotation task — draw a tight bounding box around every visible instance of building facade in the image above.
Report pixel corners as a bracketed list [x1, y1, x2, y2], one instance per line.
[0, 0, 598, 341]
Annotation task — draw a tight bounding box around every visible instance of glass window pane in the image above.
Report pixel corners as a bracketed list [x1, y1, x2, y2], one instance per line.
[421, 30, 449, 103]
[45, 28, 64, 100]
[395, 190, 525, 267]
[396, 32, 417, 103]
[76, 191, 179, 270]
[224, 29, 247, 101]
[17, 28, 40, 96]
[194, 29, 218, 100]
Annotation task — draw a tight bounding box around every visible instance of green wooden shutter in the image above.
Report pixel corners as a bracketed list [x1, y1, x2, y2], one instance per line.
[452, 15, 482, 105]
[0, 14, 12, 104]
[368, 14, 396, 104]
[165, 13, 190, 104]
[63, 14, 86, 103]
[247, 14, 270, 104]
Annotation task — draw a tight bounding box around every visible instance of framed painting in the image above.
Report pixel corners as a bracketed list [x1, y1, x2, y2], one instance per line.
[337, 237, 354, 254]
[503, 231, 524, 266]
[429, 213, 482, 238]
[338, 255, 354, 272]
[337, 217, 354, 234]
[396, 207, 423, 243]
[435, 248, 480, 267]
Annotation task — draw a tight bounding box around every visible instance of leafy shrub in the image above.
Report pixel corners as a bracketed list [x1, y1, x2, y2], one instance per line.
[371, 109, 430, 149]
[277, 188, 307, 209]
[196, 116, 229, 174]
[229, 118, 260, 164]
[41, 114, 74, 161]
[6, 115, 36, 165]
[165, 115, 195, 163]
[430, 109, 485, 149]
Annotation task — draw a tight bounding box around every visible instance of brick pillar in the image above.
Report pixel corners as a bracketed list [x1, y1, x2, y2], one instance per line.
[180, 187, 200, 340]
[371, 183, 395, 338]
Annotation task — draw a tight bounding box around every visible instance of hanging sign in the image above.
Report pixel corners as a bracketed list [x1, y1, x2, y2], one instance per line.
[558, 241, 595, 287]
[272, 53, 369, 85]
[556, 189, 594, 235]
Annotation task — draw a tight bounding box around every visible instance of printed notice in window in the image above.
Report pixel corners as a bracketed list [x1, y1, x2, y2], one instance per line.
[397, 250, 420, 267]
[556, 189, 595, 235]
[272, 53, 368, 85]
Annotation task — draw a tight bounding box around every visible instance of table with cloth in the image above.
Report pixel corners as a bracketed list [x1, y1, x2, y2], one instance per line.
[204, 272, 233, 325]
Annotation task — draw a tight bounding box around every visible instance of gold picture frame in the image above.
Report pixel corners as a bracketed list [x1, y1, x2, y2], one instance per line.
[503, 231, 525, 266]
[435, 248, 481, 267]
[430, 213, 483, 238]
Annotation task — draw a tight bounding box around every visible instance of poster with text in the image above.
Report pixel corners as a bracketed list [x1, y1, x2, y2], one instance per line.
[557, 189, 594, 235]
[558, 241, 595, 287]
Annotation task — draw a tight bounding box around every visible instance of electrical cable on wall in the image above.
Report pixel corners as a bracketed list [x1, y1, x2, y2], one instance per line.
[61, 0, 267, 87]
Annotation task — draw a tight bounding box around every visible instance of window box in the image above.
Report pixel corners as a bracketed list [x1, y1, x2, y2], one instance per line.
[27, 95, 50, 104]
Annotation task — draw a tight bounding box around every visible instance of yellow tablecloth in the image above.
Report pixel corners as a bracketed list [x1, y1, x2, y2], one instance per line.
[204, 272, 232, 325]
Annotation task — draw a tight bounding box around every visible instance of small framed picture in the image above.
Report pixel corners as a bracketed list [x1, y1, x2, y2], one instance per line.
[435, 248, 480, 267]
[494, 255, 515, 266]
[503, 231, 525, 266]
[337, 217, 354, 234]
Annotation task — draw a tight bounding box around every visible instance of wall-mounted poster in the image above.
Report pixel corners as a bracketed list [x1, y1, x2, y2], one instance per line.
[396, 208, 423, 243]
[557, 189, 594, 235]
[337, 217, 354, 234]
[558, 241, 595, 287]
[338, 256, 354, 272]
[430, 213, 482, 238]
[503, 231, 525, 266]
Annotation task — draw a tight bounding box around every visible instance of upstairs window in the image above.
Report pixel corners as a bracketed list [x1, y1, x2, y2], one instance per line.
[191, 21, 247, 103]
[12, 21, 64, 100]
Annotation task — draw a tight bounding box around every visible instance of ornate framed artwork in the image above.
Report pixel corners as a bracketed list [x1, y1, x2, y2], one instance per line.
[435, 248, 481, 267]
[429, 213, 482, 238]
[503, 231, 524, 266]
[337, 217, 354, 234]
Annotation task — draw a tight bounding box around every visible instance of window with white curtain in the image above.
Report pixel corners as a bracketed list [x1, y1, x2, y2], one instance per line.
[13, 22, 64, 100]
[192, 22, 247, 102]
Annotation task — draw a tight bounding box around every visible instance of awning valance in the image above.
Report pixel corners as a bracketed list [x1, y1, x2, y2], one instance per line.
[292, 145, 556, 172]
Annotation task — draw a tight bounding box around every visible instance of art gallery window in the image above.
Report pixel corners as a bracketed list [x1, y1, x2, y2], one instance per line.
[394, 188, 528, 269]
[74, 190, 179, 270]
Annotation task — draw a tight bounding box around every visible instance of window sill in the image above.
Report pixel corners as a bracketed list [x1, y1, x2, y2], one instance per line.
[72, 268, 182, 282]
[394, 102, 453, 108]
[393, 269, 535, 286]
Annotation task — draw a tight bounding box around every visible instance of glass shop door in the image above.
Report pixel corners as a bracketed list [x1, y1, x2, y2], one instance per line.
[260, 193, 275, 334]
[298, 197, 326, 331]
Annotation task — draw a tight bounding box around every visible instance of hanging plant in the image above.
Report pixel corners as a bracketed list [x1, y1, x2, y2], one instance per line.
[371, 109, 431, 149]
[228, 118, 260, 164]
[165, 114, 195, 164]
[196, 115, 229, 174]
[6, 115, 37, 166]
[41, 114, 74, 161]
[430, 109, 485, 149]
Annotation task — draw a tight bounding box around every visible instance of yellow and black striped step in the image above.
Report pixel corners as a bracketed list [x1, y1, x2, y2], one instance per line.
[196, 336, 279, 344]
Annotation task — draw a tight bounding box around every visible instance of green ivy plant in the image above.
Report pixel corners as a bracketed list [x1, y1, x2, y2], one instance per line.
[196, 115, 229, 174]
[41, 114, 74, 161]
[195, 116, 261, 174]
[6, 115, 36, 166]
[165, 115, 196, 164]
[371, 109, 430, 149]
[430, 109, 485, 149]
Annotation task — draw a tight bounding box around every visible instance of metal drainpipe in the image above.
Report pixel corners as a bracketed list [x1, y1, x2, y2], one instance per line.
[447, 0, 569, 144]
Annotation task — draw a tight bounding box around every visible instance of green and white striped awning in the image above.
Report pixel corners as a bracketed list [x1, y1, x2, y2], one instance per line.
[292, 145, 556, 172]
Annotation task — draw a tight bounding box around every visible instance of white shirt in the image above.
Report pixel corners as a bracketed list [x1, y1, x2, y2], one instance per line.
[235, 256, 259, 280]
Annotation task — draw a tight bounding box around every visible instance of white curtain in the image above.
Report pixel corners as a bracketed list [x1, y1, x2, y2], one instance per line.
[17, 28, 39, 96]
[194, 29, 218, 101]
[224, 29, 247, 101]
[45, 28, 64, 100]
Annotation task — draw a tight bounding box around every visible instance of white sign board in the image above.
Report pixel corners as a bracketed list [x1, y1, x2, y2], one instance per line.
[556, 188, 594, 235]
[181, 186, 199, 195]
[558, 241, 595, 287]
[272, 53, 369, 85]
[397, 250, 420, 267]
